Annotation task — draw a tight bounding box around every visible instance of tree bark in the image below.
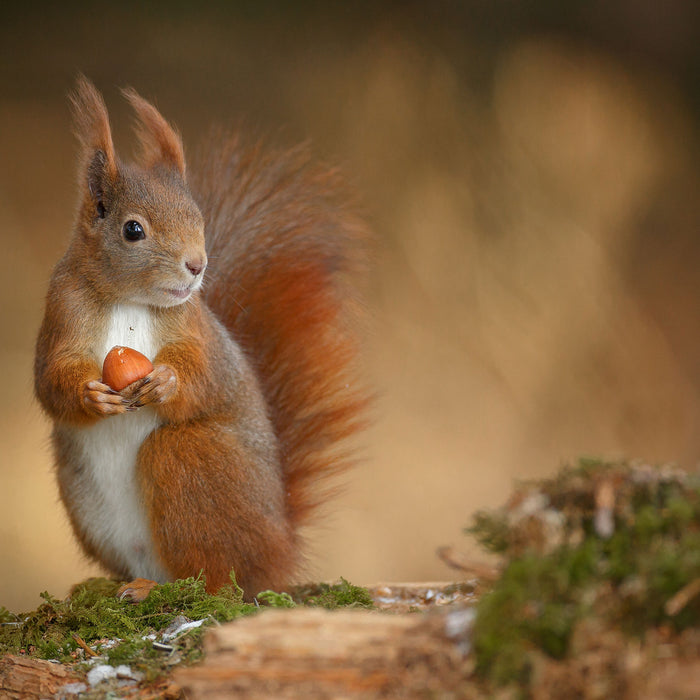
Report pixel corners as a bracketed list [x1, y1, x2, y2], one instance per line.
[0, 655, 82, 699]
[174, 607, 475, 699]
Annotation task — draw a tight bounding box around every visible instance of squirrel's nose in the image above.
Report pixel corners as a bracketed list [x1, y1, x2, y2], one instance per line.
[185, 257, 206, 277]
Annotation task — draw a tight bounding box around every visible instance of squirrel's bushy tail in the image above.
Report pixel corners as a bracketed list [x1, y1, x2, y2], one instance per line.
[190, 134, 370, 529]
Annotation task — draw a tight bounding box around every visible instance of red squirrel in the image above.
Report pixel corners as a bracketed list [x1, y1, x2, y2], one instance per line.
[34, 77, 368, 600]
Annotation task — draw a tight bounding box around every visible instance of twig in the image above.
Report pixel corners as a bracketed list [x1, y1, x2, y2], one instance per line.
[71, 633, 100, 658]
[436, 546, 501, 582]
[665, 578, 700, 616]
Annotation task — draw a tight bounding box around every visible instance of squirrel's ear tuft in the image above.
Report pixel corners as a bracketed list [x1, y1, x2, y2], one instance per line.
[122, 87, 186, 179]
[70, 75, 118, 219]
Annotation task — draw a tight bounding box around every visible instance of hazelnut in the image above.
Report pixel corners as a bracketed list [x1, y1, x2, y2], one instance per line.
[102, 346, 154, 391]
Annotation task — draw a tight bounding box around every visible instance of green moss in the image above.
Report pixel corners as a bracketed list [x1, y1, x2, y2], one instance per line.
[470, 460, 700, 689]
[257, 590, 296, 608]
[0, 572, 256, 667]
[473, 541, 599, 684]
[292, 577, 375, 609]
[131, 572, 254, 626]
[467, 510, 510, 554]
[258, 579, 376, 610]
[0, 606, 18, 624]
[0, 571, 373, 682]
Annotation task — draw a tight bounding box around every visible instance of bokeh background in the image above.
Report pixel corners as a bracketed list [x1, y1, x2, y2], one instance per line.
[1, 1, 698, 612]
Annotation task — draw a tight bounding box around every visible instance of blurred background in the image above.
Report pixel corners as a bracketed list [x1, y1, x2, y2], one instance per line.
[1, 1, 698, 612]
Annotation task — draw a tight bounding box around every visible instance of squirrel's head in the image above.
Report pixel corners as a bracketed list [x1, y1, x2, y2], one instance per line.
[70, 76, 207, 308]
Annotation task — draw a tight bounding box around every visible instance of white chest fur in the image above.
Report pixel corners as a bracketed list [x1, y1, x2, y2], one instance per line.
[100, 303, 158, 363]
[73, 304, 169, 581]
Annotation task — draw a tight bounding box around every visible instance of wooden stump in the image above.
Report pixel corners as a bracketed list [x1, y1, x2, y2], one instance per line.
[0, 655, 82, 699]
[174, 607, 476, 699]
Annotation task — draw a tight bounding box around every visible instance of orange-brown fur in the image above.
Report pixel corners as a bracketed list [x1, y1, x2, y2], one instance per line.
[34, 77, 368, 597]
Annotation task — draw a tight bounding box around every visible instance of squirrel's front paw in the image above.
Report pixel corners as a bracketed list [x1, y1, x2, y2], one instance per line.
[117, 578, 158, 603]
[121, 365, 177, 408]
[82, 380, 130, 416]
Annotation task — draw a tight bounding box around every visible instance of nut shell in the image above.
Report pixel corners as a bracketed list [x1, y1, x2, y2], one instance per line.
[102, 346, 154, 391]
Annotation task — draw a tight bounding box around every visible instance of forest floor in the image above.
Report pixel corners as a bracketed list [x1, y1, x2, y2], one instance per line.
[1, 458, 699, 699]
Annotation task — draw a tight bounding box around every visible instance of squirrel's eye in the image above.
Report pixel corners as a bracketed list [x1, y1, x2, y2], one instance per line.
[123, 220, 145, 242]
